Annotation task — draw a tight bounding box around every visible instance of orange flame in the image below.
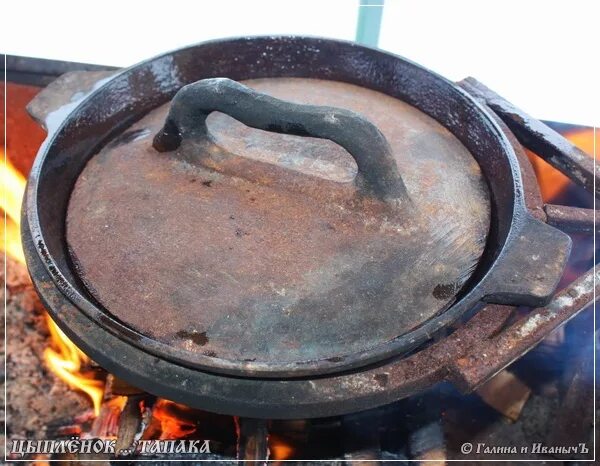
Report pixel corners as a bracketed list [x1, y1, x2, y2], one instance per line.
[1, 155, 26, 263]
[1, 218, 25, 265]
[151, 399, 197, 439]
[44, 314, 105, 416]
[269, 435, 294, 461]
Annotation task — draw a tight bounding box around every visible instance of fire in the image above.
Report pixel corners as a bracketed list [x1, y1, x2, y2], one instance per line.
[1, 219, 25, 264]
[1, 155, 26, 263]
[269, 435, 294, 461]
[44, 314, 105, 416]
[149, 399, 198, 439]
[1, 151, 105, 416]
[528, 128, 598, 201]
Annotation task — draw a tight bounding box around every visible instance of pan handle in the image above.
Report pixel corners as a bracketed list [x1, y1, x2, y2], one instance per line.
[153, 78, 409, 206]
[481, 214, 571, 307]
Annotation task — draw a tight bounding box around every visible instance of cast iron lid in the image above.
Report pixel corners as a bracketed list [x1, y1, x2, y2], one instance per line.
[65, 75, 490, 377]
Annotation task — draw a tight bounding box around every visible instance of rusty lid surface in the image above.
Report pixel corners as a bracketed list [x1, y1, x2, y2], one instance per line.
[66, 77, 490, 376]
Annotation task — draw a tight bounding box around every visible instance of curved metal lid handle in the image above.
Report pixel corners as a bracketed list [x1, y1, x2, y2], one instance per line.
[153, 78, 409, 205]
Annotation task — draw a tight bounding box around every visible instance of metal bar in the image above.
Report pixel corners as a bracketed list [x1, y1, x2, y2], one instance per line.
[459, 79, 547, 221]
[449, 266, 599, 391]
[460, 77, 599, 198]
[544, 204, 598, 234]
[355, 0, 385, 47]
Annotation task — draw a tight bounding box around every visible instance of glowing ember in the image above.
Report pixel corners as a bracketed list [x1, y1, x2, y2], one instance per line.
[87, 396, 128, 438]
[269, 435, 294, 460]
[44, 314, 105, 416]
[151, 399, 197, 439]
[1, 155, 26, 263]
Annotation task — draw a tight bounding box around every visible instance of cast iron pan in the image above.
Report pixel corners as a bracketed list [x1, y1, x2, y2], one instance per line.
[23, 37, 570, 414]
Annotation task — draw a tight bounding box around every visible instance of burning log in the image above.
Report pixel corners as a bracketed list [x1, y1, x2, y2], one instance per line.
[115, 396, 145, 454]
[141, 399, 198, 440]
[88, 397, 126, 439]
[45, 410, 95, 438]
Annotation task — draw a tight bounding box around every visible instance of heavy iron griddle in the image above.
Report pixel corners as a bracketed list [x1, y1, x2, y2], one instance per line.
[22, 37, 580, 418]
